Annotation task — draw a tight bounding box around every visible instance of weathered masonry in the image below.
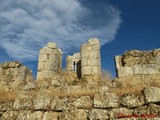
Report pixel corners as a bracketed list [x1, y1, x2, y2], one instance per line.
[66, 53, 81, 78]
[37, 42, 62, 80]
[66, 38, 101, 78]
[115, 49, 160, 77]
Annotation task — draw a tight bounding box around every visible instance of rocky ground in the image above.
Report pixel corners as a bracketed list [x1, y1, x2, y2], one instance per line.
[0, 62, 160, 120]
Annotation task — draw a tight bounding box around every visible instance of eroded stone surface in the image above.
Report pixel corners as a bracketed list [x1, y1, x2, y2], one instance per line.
[94, 91, 119, 108]
[120, 94, 145, 108]
[110, 108, 133, 120]
[115, 49, 160, 77]
[72, 96, 92, 109]
[89, 109, 108, 120]
[37, 42, 62, 80]
[51, 97, 68, 111]
[144, 87, 160, 103]
[59, 108, 87, 120]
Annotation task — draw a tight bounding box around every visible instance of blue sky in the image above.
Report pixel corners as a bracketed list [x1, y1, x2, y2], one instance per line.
[0, 0, 160, 77]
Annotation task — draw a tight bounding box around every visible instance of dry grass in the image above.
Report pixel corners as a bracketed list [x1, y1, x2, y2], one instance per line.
[47, 87, 98, 99]
[109, 75, 160, 96]
[0, 88, 17, 102]
[60, 71, 77, 85]
[101, 69, 113, 81]
[109, 86, 144, 97]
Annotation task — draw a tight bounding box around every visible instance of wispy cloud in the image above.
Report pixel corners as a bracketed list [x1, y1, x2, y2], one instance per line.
[0, 0, 122, 61]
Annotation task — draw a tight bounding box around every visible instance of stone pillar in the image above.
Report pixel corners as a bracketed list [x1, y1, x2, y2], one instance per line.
[37, 42, 62, 80]
[80, 38, 101, 78]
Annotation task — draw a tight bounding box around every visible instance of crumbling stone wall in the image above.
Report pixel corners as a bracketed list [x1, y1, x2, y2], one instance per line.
[115, 49, 160, 77]
[66, 53, 81, 71]
[66, 53, 81, 78]
[81, 38, 101, 78]
[1, 86, 160, 119]
[66, 38, 101, 78]
[0, 61, 34, 89]
[37, 42, 62, 80]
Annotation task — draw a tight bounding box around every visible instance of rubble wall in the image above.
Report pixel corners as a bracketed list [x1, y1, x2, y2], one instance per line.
[115, 49, 160, 77]
[0, 61, 34, 89]
[37, 42, 62, 80]
[1, 86, 160, 119]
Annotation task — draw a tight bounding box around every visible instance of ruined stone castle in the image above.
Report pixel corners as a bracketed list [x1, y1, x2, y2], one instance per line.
[1, 38, 160, 119]
[37, 38, 101, 80]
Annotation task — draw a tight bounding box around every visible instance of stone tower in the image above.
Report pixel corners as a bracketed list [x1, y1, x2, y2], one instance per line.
[81, 38, 101, 78]
[37, 42, 62, 80]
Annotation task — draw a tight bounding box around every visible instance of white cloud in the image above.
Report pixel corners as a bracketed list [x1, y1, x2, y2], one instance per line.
[0, 0, 122, 61]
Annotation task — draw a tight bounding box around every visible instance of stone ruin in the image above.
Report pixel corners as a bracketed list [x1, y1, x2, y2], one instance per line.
[37, 42, 62, 80]
[1, 39, 160, 119]
[37, 38, 102, 80]
[66, 38, 101, 78]
[0, 61, 34, 90]
[115, 49, 160, 77]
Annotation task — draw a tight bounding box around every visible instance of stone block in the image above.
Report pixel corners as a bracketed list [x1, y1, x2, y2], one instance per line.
[89, 109, 108, 120]
[38, 54, 48, 62]
[81, 45, 91, 58]
[81, 66, 92, 76]
[81, 57, 87, 66]
[29, 111, 43, 120]
[72, 96, 93, 109]
[42, 112, 59, 120]
[45, 62, 56, 70]
[94, 91, 120, 108]
[92, 66, 101, 74]
[134, 106, 150, 115]
[120, 94, 145, 108]
[144, 87, 160, 103]
[1, 111, 19, 120]
[117, 67, 133, 77]
[133, 65, 143, 75]
[13, 95, 33, 110]
[33, 94, 51, 110]
[91, 58, 100, 66]
[51, 97, 68, 111]
[143, 64, 159, 74]
[110, 108, 133, 119]
[59, 108, 87, 120]
[24, 82, 36, 90]
[17, 66, 33, 81]
[43, 70, 54, 78]
[90, 51, 100, 58]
